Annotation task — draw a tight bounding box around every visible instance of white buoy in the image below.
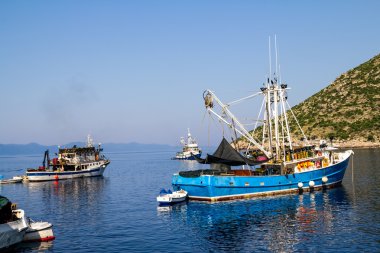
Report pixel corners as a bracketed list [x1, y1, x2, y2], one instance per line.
[298, 182, 304, 188]
[309, 180, 315, 187]
[322, 176, 328, 183]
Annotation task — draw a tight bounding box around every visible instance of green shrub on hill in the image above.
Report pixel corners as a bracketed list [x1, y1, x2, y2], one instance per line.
[241, 53, 380, 145]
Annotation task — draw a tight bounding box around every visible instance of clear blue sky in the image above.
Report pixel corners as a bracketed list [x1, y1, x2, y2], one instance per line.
[1, 1, 379, 146]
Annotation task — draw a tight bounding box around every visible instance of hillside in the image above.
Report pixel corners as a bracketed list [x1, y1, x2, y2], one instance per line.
[237, 53, 380, 149]
[289, 53, 380, 147]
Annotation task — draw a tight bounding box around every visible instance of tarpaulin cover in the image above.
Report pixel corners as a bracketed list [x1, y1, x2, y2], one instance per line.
[193, 138, 268, 166]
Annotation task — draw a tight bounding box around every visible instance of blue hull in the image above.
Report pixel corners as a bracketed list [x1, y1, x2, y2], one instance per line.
[172, 155, 351, 201]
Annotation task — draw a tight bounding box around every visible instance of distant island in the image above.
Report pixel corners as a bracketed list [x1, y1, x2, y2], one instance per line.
[0, 142, 178, 156]
[236, 53, 380, 149]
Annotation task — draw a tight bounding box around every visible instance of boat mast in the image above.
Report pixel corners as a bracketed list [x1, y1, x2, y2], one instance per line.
[87, 134, 94, 147]
[262, 100, 267, 148]
[266, 37, 274, 155]
[280, 84, 293, 152]
[273, 36, 280, 159]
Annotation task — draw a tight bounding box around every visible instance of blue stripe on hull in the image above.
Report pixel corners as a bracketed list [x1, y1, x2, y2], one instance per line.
[26, 166, 107, 181]
[172, 155, 350, 201]
[173, 154, 202, 160]
[27, 168, 101, 177]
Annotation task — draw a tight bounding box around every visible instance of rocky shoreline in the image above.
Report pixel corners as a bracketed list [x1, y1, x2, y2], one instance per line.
[232, 139, 380, 150]
[332, 140, 380, 149]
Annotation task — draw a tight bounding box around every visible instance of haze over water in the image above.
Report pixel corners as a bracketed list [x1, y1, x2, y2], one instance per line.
[0, 148, 379, 252]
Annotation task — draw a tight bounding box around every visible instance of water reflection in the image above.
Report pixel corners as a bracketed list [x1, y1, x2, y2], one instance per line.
[14, 177, 109, 252]
[157, 202, 188, 214]
[177, 160, 204, 171]
[25, 178, 107, 219]
[158, 188, 352, 252]
[15, 241, 54, 252]
[25, 177, 107, 201]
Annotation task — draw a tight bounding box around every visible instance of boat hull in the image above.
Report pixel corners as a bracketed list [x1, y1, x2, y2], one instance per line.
[173, 153, 202, 160]
[0, 178, 23, 184]
[157, 196, 187, 205]
[24, 222, 55, 242]
[0, 210, 28, 250]
[156, 191, 188, 206]
[26, 163, 108, 182]
[172, 152, 352, 201]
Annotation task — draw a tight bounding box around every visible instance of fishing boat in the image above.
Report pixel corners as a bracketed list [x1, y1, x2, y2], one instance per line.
[26, 135, 110, 182]
[24, 219, 55, 242]
[156, 189, 188, 205]
[0, 196, 28, 250]
[172, 47, 353, 201]
[172, 129, 202, 160]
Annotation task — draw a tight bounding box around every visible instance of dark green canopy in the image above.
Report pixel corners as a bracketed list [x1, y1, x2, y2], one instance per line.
[0, 195, 13, 224]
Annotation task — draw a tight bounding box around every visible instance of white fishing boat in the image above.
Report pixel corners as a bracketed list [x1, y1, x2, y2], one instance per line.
[26, 135, 110, 182]
[0, 196, 28, 250]
[24, 219, 55, 242]
[156, 189, 188, 205]
[173, 129, 202, 160]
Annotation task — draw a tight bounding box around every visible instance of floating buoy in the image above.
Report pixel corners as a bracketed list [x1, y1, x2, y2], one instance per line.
[298, 182, 304, 188]
[309, 180, 315, 187]
[322, 176, 328, 183]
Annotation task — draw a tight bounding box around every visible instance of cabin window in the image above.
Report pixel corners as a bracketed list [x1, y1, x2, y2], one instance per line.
[264, 165, 281, 175]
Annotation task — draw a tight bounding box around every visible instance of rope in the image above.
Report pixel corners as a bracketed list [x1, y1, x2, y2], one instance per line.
[286, 100, 310, 145]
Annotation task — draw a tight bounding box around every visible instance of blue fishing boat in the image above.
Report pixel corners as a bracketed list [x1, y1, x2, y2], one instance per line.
[172, 51, 353, 201]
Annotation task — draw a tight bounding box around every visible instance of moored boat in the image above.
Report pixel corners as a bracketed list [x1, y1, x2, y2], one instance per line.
[0, 196, 28, 250]
[172, 46, 353, 201]
[156, 189, 188, 205]
[172, 129, 202, 160]
[26, 135, 110, 182]
[24, 219, 55, 242]
[0, 176, 23, 184]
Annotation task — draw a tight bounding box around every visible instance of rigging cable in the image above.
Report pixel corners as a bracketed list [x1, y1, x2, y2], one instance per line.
[285, 100, 310, 146]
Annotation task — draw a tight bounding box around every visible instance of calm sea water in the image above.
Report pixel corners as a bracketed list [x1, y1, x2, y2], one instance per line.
[0, 148, 379, 253]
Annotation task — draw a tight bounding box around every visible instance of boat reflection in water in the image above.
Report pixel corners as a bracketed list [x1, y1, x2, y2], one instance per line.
[157, 188, 351, 252]
[157, 201, 188, 214]
[25, 176, 107, 198]
[22, 177, 108, 249]
[16, 241, 54, 252]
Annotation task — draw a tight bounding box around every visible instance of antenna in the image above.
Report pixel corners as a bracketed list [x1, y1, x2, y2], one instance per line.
[268, 36, 272, 82]
[275, 34, 278, 80]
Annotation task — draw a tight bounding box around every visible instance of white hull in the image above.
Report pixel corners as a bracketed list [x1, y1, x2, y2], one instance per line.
[156, 190, 188, 205]
[24, 221, 54, 242]
[0, 210, 28, 250]
[175, 150, 201, 160]
[27, 163, 107, 182]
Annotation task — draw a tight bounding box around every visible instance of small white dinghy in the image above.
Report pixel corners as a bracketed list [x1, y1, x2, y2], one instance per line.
[23, 219, 55, 242]
[0, 176, 23, 184]
[156, 189, 188, 205]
